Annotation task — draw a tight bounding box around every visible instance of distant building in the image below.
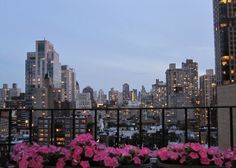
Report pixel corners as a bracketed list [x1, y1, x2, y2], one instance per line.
[37, 114, 91, 145]
[130, 89, 138, 102]
[151, 79, 167, 107]
[8, 83, 21, 98]
[78, 93, 92, 109]
[122, 83, 130, 104]
[97, 89, 107, 105]
[5, 93, 27, 131]
[61, 65, 76, 103]
[199, 70, 217, 125]
[0, 83, 21, 108]
[83, 86, 95, 107]
[108, 88, 119, 106]
[166, 59, 198, 122]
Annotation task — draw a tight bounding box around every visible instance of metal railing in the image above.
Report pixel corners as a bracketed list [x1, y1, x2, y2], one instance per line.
[0, 106, 235, 161]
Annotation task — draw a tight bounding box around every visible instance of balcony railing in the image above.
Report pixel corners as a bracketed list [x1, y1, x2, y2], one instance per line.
[0, 106, 235, 161]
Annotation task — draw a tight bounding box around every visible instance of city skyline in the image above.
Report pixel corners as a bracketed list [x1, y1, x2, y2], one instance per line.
[0, 0, 214, 92]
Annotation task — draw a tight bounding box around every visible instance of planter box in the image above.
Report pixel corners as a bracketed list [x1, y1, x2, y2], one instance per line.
[119, 163, 152, 168]
[158, 162, 217, 168]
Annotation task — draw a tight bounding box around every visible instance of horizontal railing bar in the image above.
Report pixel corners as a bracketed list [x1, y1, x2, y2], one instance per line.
[0, 106, 236, 111]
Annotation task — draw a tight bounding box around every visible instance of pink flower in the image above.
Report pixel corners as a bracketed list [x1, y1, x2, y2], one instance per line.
[201, 157, 210, 165]
[104, 156, 119, 168]
[140, 147, 150, 156]
[213, 157, 223, 167]
[85, 146, 94, 158]
[168, 151, 179, 160]
[189, 152, 199, 159]
[19, 158, 28, 168]
[61, 148, 71, 160]
[158, 148, 169, 161]
[199, 150, 208, 158]
[72, 146, 83, 161]
[75, 133, 93, 144]
[179, 156, 186, 164]
[225, 161, 232, 168]
[133, 156, 141, 165]
[208, 147, 219, 155]
[190, 143, 203, 152]
[93, 151, 108, 162]
[56, 158, 65, 168]
[80, 161, 90, 168]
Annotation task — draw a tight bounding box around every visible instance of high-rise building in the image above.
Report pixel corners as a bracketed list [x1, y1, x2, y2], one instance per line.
[83, 86, 95, 107]
[166, 60, 198, 106]
[151, 79, 167, 107]
[97, 89, 107, 104]
[108, 88, 119, 106]
[25, 40, 61, 108]
[200, 69, 217, 107]
[213, 0, 236, 148]
[0, 83, 22, 108]
[130, 89, 138, 101]
[199, 69, 217, 126]
[8, 83, 21, 98]
[78, 93, 92, 109]
[182, 59, 198, 104]
[61, 65, 76, 102]
[166, 59, 198, 122]
[213, 0, 236, 85]
[122, 83, 130, 104]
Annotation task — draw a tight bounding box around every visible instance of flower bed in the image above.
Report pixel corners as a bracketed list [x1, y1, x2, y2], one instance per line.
[11, 133, 236, 168]
[12, 133, 152, 168]
[153, 143, 236, 168]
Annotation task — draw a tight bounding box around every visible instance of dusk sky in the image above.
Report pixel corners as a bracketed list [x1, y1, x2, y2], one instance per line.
[0, 0, 214, 93]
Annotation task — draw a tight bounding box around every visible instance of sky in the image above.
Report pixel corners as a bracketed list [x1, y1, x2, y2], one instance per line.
[0, 0, 214, 93]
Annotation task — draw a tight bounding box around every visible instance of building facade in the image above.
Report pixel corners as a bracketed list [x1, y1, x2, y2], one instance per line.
[166, 60, 198, 122]
[213, 0, 236, 85]
[122, 83, 130, 104]
[61, 65, 76, 103]
[25, 40, 61, 108]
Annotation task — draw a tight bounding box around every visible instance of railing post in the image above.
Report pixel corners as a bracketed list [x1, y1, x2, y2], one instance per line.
[72, 109, 76, 139]
[51, 109, 54, 145]
[29, 109, 33, 144]
[162, 108, 165, 147]
[94, 109, 97, 141]
[229, 107, 234, 149]
[116, 109, 120, 147]
[207, 107, 211, 148]
[8, 109, 12, 160]
[139, 109, 142, 148]
[185, 108, 188, 143]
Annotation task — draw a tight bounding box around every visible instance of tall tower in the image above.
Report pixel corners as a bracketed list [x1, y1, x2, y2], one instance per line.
[182, 59, 198, 104]
[61, 65, 76, 102]
[122, 83, 130, 104]
[213, 0, 236, 85]
[25, 40, 61, 108]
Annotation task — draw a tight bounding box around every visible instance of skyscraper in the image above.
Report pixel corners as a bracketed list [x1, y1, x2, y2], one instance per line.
[61, 65, 76, 102]
[213, 0, 236, 85]
[122, 83, 130, 104]
[25, 40, 62, 107]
